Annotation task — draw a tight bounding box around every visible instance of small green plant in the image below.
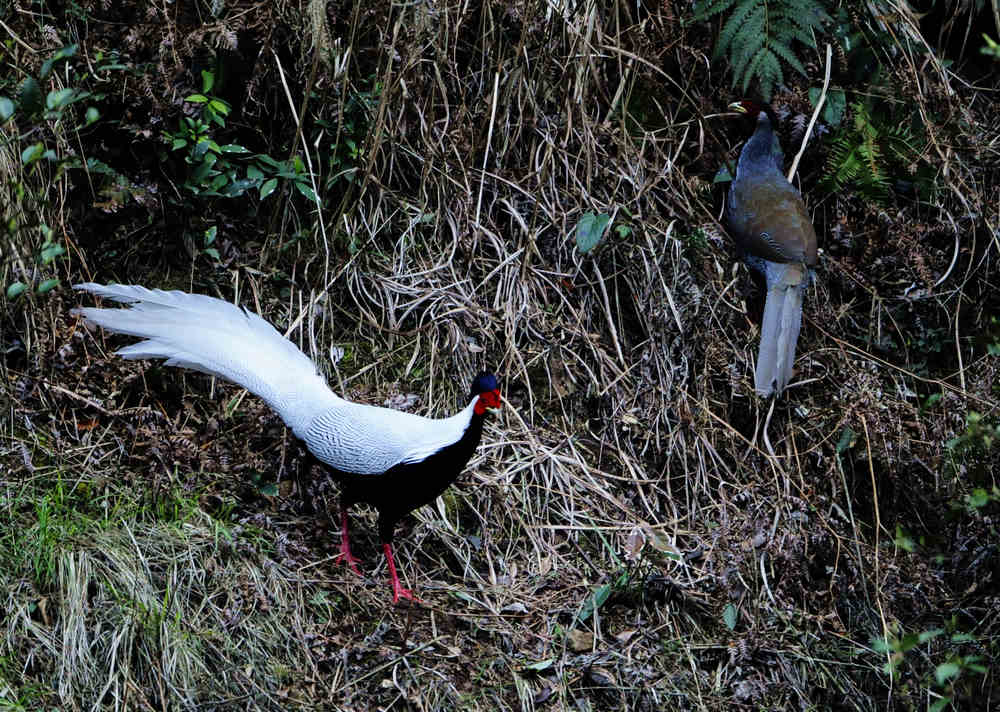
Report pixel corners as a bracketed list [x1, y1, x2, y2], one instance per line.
[3, 45, 99, 128]
[575, 569, 630, 624]
[2, 45, 102, 174]
[982, 34, 1000, 59]
[821, 101, 930, 203]
[680, 227, 710, 253]
[830, 8, 884, 84]
[693, 0, 827, 100]
[6, 225, 67, 299]
[960, 486, 1000, 514]
[200, 225, 221, 263]
[946, 411, 1000, 453]
[164, 70, 317, 202]
[873, 625, 988, 712]
[575, 212, 611, 254]
[315, 79, 381, 188]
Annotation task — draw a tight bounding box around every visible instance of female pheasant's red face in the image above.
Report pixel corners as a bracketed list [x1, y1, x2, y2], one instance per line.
[474, 389, 503, 415]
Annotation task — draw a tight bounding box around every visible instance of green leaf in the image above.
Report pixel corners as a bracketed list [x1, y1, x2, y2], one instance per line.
[929, 698, 951, 712]
[575, 212, 611, 254]
[723, 603, 738, 630]
[186, 94, 209, 104]
[190, 159, 217, 184]
[714, 165, 734, 184]
[814, 88, 847, 127]
[193, 139, 221, 159]
[255, 154, 284, 169]
[835, 427, 856, 454]
[220, 144, 250, 154]
[85, 107, 100, 126]
[259, 178, 278, 199]
[922, 392, 943, 409]
[450, 591, 479, 605]
[967, 489, 990, 509]
[893, 525, 915, 552]
[0, 96, 14, 122]
[770, 39, 807, 77]
[935, 662, 960, 685]
[46, 88, 76, 110]
[39, 44, 77, 79]
[36, 278, 60, 294]
[918, 629, 944, 644]
[717, 0, 761, 59]
[693, 0, 740, 20]
[202, 247, 220, 260]
[19, 77, 43, 115]
[247, 165, 264, 180]
[204, 225, 217, 245]
[21, 143, 45, 165]
[209, 99, 230, 116]
[522, 659, 554, 672]
[294, 180, 319, 203]
[222, 179, 257, 197]
[576, 582, 613, 624]
[39, 243, 66, 264]
[201, 70, 215, 93]
[6, 282, 28, 299]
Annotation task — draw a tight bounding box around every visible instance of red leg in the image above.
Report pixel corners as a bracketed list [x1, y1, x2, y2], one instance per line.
[335, 508, 363, 576]
[383, 543, 420, 604]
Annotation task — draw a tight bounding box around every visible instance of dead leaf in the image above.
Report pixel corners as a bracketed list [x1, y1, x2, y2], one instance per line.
[625, 526, 645, 560]
[566, 629, 594, 652]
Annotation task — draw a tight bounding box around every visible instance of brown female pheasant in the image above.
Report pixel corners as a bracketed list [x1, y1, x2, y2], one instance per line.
[726, 100, 818, 397]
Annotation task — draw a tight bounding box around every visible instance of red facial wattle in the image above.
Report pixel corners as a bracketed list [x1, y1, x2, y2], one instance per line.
[475, 389, 502, 415]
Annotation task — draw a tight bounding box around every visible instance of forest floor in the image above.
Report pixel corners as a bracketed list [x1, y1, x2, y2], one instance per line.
[2, 1, 999, 710]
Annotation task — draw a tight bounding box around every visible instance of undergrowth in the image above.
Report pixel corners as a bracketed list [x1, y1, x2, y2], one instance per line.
[1, 0, 998, 710]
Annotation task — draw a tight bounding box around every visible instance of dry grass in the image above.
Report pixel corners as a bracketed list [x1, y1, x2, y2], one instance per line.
[2, 1, 999, 710]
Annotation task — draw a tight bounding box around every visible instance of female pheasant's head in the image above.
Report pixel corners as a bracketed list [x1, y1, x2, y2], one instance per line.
[470, 372, 502, 415]
[728, 99, 778, 131]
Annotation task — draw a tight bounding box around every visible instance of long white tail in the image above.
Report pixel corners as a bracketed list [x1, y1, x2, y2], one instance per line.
[756, 264, 808, 397]
[72, 283, 341, 435]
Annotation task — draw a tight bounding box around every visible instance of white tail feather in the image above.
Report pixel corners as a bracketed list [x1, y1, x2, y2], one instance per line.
[72, 283, 478, 475]
[755, 264, 808, 397]
[73, 283, 341, 434]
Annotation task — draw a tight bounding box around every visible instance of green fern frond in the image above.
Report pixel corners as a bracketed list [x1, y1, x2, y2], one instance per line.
[770, 39, 808, 77]
[731, 26, 766, 75]
[698, 0, 827, 100]
[822, 101, 925, 204]
[693, 0, 743, 20]
[716, 0, 762, 60]
[751, 52, 784, 99]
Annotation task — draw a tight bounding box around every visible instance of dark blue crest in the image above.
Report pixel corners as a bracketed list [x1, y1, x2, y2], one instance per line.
[470, 372, 498, 396]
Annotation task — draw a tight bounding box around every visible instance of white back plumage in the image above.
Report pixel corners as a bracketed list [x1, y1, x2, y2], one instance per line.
[73, 283, 477, 475]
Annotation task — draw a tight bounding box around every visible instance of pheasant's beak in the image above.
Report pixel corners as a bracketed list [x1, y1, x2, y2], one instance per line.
[728, 101, 748, 114]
